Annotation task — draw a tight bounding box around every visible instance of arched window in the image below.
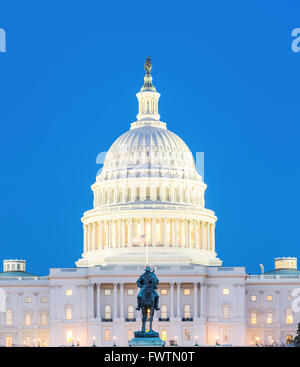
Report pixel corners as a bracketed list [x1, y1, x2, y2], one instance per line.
[105, 305, 111, 320]
[184, 305, 191, 319]
[127, 305, 135, 320]
[5, 309, 12, 326]
[161, 305, 168, 319]
[286, 307, 293, 324]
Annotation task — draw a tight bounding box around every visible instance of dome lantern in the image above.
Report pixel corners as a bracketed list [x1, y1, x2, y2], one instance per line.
[135, 56, 161, 124]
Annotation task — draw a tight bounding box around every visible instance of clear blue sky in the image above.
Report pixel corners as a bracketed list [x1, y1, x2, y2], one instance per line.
[0, 1, 299, 275]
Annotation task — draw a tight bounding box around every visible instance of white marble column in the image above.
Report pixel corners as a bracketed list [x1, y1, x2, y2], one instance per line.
[152, 218, 156, 246]
[194, 221, 198, 248]
[88, 284, 94, 319]
[180, 220, 184, 247]
[212, 224, 215, 251]
[120, 283, 124, 319]
[170, 282, 174, 318]
[94, 222, 98, 250]
[200, 284, 206, 319]
[163, 218, 168, 246]
[185, 219, 188, 248]
[201, 221, 205, 250]
[87, 224, 91, 251]
[118, 219, 121, 248]
[97, 283, 101, 319]
[207, 223, 210, 251]
[176, 282, 181, 318]
[172, 220, 175, 247]
[129, 219, 133, 247]
[121, 220, 126, 248]
[113, 283, 118, 319]
[83, 225, 87, 253]
[99, 221, 103, 249]
[193, 283, 198, 319]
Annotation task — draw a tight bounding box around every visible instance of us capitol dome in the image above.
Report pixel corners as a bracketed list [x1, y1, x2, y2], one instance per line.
[76, 57, 222, 267]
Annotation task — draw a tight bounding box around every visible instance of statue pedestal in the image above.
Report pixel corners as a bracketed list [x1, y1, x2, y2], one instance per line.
[129, 331, 165, 347]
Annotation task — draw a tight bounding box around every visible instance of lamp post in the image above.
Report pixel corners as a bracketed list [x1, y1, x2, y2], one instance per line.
[71, 337, 74, 347]
[255, 337, 260, 347]
[37, 338, 40, 347]
[194, 335, 199, 346]
[77, 337, 80, 347]
[113, 336, 116, 347]
[92, 336, 96, 347]
[174, 336, 178, 346]
[216, 336, 220, 346]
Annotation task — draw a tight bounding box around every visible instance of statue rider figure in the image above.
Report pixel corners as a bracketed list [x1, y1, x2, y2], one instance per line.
[136, 266, 160, 311]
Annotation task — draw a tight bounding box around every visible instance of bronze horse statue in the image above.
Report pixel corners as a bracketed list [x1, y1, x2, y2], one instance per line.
[136, 266, 159, 333]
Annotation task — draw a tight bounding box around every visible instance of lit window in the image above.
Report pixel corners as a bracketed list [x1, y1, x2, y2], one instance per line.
[66, 289, 73, 296]
[105, 305, 111, 319]
[266, 295, 273, 301]
[127, 289, 134, 296]
[104, 289, 111, 296]
[161, 329, 167, 341]
[184, 329, 191, 341]
[5, 336, 13, 347]
[223, 329, 230, 343]
[223, 288, 230, 295]
[250, 295, 257, 302]
[161, 305, 168, 319]
[25, 314, 31, 326]
[266, 312, 273, 324]
[161, 289, 167, 295]
[251, 312, 257, 324]
[223, 306, 230, 319]
[184, 305, 191, 318]
[127, 305, 135, 320]
[41, 297, 48, 303]
[24, 335, 32, 346]
[184, 289, 191, 295]
[286, 308, 293, 324]
[104, 329, 111, 342]
[66, 330, 73, 343]
[25, 297, 31, 303]
[66, 307, 73, 320]
[5, 310, 12, 326]
[41, 313, 48, 325]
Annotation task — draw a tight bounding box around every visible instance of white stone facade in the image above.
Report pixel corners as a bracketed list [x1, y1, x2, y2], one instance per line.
[0, 59, 299, 347]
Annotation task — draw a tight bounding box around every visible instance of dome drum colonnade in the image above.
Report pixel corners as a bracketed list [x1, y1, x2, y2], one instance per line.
[76, 57, 221, 267]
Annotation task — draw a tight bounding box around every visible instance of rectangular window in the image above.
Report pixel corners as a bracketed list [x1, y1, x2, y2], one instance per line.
[104, 289, 111, 296]
[266, 295, 273, 301]
[5, 310, 12, 326]
[251, 312, 257, 324]
[161, 289, 167, 295]
[223, 288, 230, 295]
[223, 307, 230, 319]
[24, 335, 32, 346]
[5, 336, 12, 347]
[184, 329, 191, 341]
[66, 289, 73, 296]
[223, 329, 230, 343]
[25, 297, 31, 303]
[66, 330, 73, 343]
[104, 329, 111, 342]
[250, 295, 257, 302]
[184, 289, 191, 295]
[127, 289, 134, 296]
[41, 297, 48, 303]
[266, 312, 273, 324]
[25, 314, 31, 326]
[41, 314, 48, 325]
[66, 308, 72, 320]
